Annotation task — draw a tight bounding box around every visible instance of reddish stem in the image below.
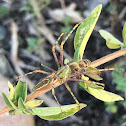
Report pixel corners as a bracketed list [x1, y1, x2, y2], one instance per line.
[0, 49, 126, 115]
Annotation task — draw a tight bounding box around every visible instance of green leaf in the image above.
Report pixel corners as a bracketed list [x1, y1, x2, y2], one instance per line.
[99, 30, 123, 49]
[2, 93, 18, 110]
[26, 99, 43, 107]
[74, 4, 102, 60]
[86, 87, 124, 102]
[8, 81, 15, 101]
[23, 109, 33, 115]
[85, 67, 103, 81]
[18, 97, 33, 115]
[79, 81, 104, 90]
[0, 6, 9, 18]
[64, 59, 70, 65]
[9, 110, 17, 115]
[74, 48, 80, 62]
[32, 103, 86, 120]
[18, 97, 26, 110]
[15, 81, 27, 102]
[122, 22, 126, 45]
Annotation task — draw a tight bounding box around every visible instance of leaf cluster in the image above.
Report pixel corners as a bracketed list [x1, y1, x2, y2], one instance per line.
[74, 4, 124, 102]
[2, 81, 43, 115]
[2, 81, 86, 120]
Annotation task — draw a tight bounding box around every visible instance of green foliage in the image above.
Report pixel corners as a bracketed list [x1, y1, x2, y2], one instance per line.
[20, 5, 32, 12]
[86, 87, 123, 102]
[99, 30, 123, 49]
[79, 79, 104, 90]
[2, 93, 18, 110]
[99, 22, 126, 50]
[122, 23, 126, 45]
[105, 3, 117, 14]
[15, 81, 27, 102]
[32, 104, 86, 120]
[8, 81, 15, 101]
[74, 4, 102, 61]
[2, 81, 43, 112]
[2, 81, 86, 120]
[73, 4, 124, 102]
[27, 37, 44, 52]
[26, 99, 43, 107]
[85, 67, 103, 81]
[61, 16, 72, 33]
[99, 23, 126, 113]
[0, 5, 9, 18]
[64, 59, 70, 65]
[20, 0, 51, 13]
[105, 102, 117, 113]
[18, 97, 27, 110]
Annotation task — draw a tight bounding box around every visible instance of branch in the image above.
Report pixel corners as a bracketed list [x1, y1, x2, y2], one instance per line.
[90, 49, 126, 67]
[0, 49, 126, 115]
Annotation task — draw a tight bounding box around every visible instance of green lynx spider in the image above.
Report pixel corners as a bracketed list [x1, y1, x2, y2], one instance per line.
[18, 21, 117, 111]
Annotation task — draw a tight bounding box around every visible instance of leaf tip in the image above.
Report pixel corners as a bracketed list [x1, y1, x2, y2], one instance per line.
[98, 4, 102, 8]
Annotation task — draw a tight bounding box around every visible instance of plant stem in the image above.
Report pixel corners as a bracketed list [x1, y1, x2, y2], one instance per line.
[90, 49, 126, 67]
[0, 49, 126, 115]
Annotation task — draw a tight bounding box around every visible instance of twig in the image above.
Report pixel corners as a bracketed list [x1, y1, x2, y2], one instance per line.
[119, 7, 126, 20]
[10, 21, 19, 64]
[60, 0, 66, 10]
[90, 49, 126, 67]
[0, 48, 126, 115]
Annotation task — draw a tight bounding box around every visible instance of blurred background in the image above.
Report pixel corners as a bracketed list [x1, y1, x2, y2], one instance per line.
[0, 0, 126, 126]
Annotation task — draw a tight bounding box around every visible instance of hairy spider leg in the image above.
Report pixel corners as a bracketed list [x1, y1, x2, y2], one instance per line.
[70, 68, 120, 78]
[59, 23, 88, 107]
[52, 33, 65, 68]
[51, 24, 82, 108]
[57, 24, 83, 107]
[60, 16, 97, 66]
[41, 63, 56, 72]
[64, 82, 80, 107]
[69, 78, 105, 87]
[88, 68, 120, 73]
[51, 72, 62, 112]
[69, 68, 121, 87]
[60, 23, 81, 66]
[18, 70, 50, 80]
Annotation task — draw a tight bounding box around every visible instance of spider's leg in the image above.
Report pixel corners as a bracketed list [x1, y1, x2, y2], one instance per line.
[69, 78, 105, 87]
[51, 72, 62, 112]
[70, 68, 120, 78]
[18, 70, 50, 80]
[60, 23, 81, 66]
[52, 33, 65, 68]
[41, 63, 56, 72]
[64, 82, 80, 108]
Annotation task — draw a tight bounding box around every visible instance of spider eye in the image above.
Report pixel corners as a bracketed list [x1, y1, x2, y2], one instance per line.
[74, 68, 78, 71]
